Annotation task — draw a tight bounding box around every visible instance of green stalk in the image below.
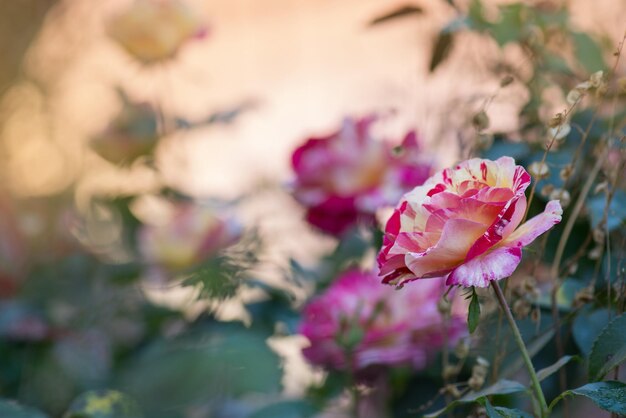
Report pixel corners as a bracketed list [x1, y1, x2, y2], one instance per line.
[491, 281, 549, 417]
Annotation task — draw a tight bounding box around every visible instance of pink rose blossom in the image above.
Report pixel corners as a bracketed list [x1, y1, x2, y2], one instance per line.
[299, 269, 466, 371]
[291, 116, 432, 235]
[378, 157, 563, 288]
[138, 202, 241, 276]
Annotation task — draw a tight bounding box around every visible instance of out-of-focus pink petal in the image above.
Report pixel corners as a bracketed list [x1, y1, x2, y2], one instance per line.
[502, 200, 563, 248]
[446, 246, 522, 288]
[305, 196, 362, 236]
[291, 116, 433, 235]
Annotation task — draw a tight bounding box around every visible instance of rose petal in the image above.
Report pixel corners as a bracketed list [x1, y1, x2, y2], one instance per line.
[446, 246, 522, 288]
[502, 200, 563, 248]
[465, 194, 525, 260]
[405, 219, 486, 278]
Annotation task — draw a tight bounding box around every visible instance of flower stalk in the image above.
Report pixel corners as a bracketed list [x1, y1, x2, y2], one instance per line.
[491, 281, 548, 417]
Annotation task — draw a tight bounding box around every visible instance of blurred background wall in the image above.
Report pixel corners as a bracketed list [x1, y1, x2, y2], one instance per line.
[1, 0, 624, 199]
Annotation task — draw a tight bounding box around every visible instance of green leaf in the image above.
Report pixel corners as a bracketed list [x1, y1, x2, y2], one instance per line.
[589, 312, 626, 381]
[489, 4, 525, 46]
[0, 400, 48, 418]
[492, 407, 533, 418]
[429, 32, 454, 72]
[424, 380, 527, 418]
[542, 55, 574, 75]
[549, 381, 626, 414]
[572, 308, 610, 356]
[588, 190, 626, 232]
[467, 0, 486, 28]
[181, 255, 242, 301]
[64, 391, 142, 418]
[481, 398, 532, 418]
[536, 355, 578, 382]
[118, 322, 282, 418]
[572, 32, 605, 74]
[468, 288, 481, 334]
[343, 323, 365, 349]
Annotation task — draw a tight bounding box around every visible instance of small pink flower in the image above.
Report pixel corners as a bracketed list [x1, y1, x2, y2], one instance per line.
[291, 116, 432, 235]
[299, 270, 466, 371]
[108, 0, 207, 64]
[378, 157, 563, 288]
[138, 202, 240, 276]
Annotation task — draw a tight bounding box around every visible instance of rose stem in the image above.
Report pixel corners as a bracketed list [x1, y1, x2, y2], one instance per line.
[491, 281, 548, 417]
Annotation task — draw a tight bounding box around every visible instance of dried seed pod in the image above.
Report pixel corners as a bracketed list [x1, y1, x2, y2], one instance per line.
[594, 181, 608, 195]
[574, 287, 594, 307]
[588, 245, 603, 260]
[472, 111, 490, 131]
[560, 164, 573, 180]
[592, 228, 605, 244]
[549, 113, 565, 128]
[476, 356, 490, 369]
[567, 88, 583, 105]
[455, 339, 470, 359]
[549, 188, 571, 207]
[548, 123, 571, 141]
[529, 161, 550, 179]
[523, 277, 537, 292]
[530, 307, 540, 323]
[468, 376, 485, 391]
[513, 299, 531, 319]
[444, 383, 462, 398]
[541, 184, 555, 197]
[589, 71, 604, 88]
[443, 365, 458, 381]
[500, 75, 515, 87]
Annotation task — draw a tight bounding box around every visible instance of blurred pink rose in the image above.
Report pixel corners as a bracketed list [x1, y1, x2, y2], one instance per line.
[378, 157, 563, 289]
[299, 269, 466, 371]
[108, 0, 207, 64]
[291, 116, 432, 235]
[138, 202, 241, 276]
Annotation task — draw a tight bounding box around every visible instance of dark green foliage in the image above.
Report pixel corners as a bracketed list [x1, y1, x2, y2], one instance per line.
[63, 390, 142, 418]
[0, 400, 48, 418]
[468, 288, 481, 334]
[588, 313, 626, 381]
[550, 381, 626, 415]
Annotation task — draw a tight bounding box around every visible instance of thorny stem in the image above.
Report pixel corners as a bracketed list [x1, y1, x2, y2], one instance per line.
[492, 281, 549, 418]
